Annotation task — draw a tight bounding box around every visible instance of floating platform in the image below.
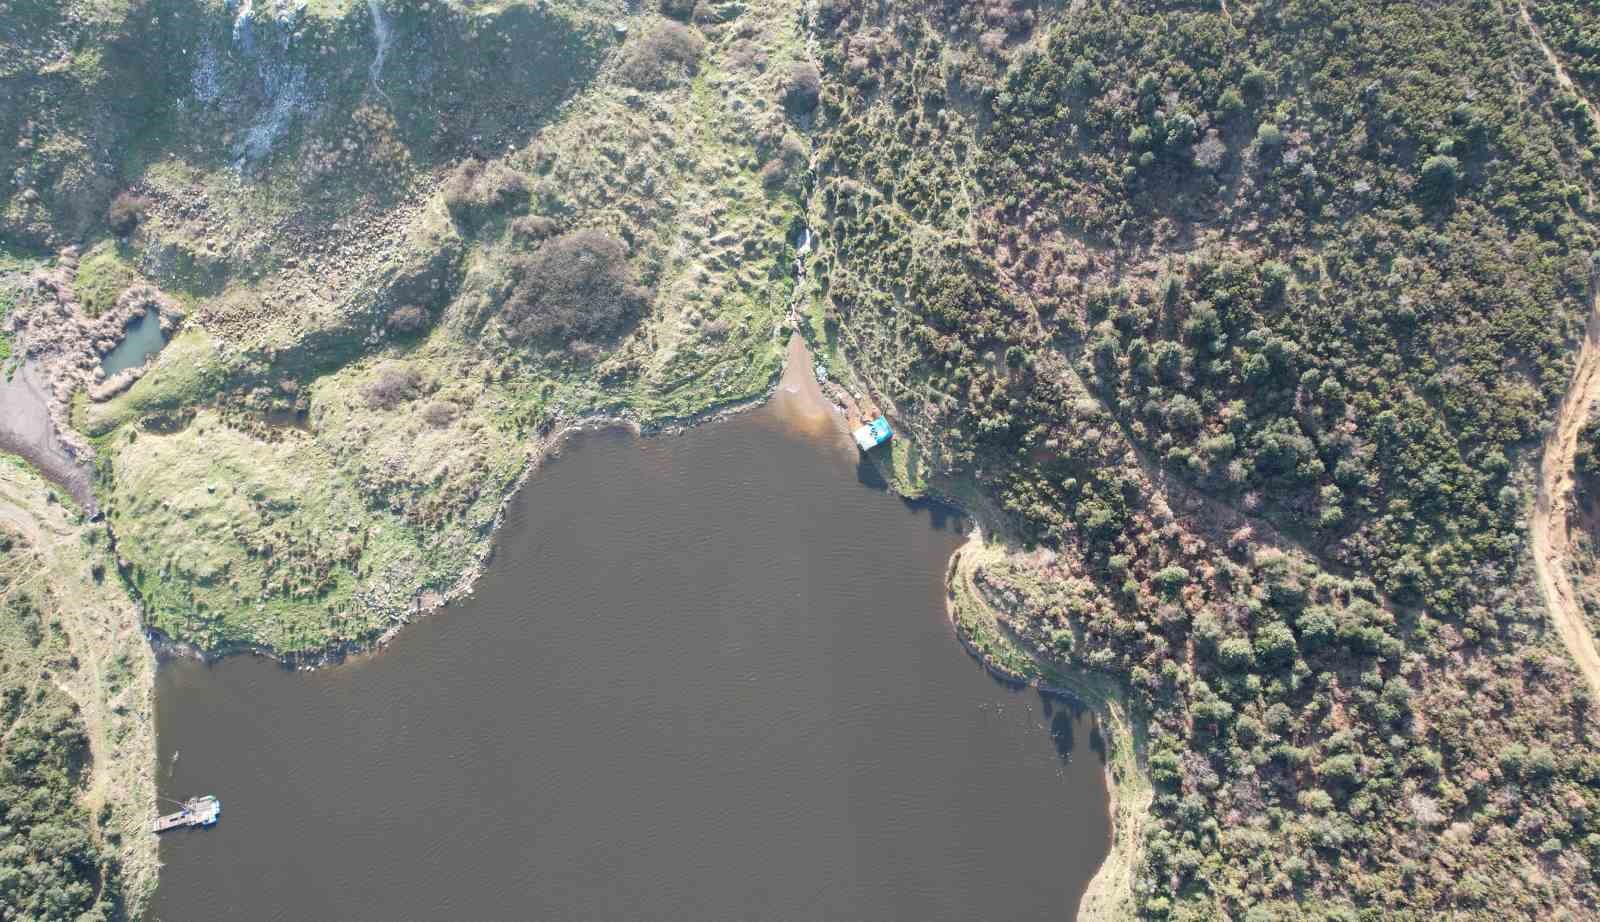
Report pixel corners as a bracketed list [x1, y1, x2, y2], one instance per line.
[153, 795, 221, 832]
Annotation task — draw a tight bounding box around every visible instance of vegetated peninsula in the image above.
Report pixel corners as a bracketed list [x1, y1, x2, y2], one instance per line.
[4, 0, 1600, 920]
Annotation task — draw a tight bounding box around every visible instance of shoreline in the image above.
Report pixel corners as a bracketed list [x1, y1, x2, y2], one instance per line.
[943, 532, 1149, 922]
[136, 330, 1139, 917]
[142, 347, 792, 671]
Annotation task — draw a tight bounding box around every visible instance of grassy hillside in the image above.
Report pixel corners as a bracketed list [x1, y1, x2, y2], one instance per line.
[4, 0, 815, 910]
[0, 456, 158, 920]
[0, 0, 817, 657]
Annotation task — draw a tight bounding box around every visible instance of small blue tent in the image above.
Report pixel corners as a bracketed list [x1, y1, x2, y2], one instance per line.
[853, 416, 893, 451]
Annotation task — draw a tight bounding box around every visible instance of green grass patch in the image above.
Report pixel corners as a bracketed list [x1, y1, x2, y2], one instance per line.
[73, 240, 139, 317]
[85, 328, 232, 435]
[0, 284, 15, 363]
[885, 435, 928, 498]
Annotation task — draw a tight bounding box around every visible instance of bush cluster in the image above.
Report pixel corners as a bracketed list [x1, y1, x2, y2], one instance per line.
[618, 21, 705, 90]
[811, 0, 1600, 917]
[362, 363, 424, 409]
[105, 191, 149, 236]
[783, 63, 822, 115]
[442, 159, 530, 230]
[499, 229, 648, 344]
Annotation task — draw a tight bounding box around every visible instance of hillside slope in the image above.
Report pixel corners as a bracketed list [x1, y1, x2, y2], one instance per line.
[808, 0, 1600, 918]
[0, 458, 158, 920]
[9, 0, 1600, 920]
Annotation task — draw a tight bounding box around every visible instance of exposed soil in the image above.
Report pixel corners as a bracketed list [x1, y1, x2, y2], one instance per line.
[1519, 2, 1600, 699]
[1530, 285, 1600, 699]
[767, 331, 848, 439]
[0, 361, 95, 510]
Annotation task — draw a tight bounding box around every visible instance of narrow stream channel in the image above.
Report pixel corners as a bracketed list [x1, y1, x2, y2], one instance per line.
[151, 349, 1112, 920]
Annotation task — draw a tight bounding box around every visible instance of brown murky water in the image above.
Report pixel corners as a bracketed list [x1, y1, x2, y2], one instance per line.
[151, 343, 1111, 921]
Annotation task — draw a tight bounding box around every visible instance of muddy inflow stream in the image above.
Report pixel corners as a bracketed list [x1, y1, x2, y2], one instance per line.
[151, 351, 1111, 920]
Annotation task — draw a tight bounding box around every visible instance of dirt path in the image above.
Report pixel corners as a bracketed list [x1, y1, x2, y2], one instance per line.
[1530, 285, 1600, 700]
[1517, 2, 1600, 699]
[0, 464, 159, 912]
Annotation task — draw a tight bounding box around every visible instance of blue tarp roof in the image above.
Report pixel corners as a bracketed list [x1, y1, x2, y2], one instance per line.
[855, 416, 894, 450]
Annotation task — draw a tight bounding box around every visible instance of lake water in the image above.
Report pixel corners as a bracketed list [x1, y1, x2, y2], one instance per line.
[151, 345, 1111, 921]
[101, 307, 165, 376]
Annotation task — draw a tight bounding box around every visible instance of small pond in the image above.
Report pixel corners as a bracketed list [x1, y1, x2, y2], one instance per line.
[101, 307, 165, 376]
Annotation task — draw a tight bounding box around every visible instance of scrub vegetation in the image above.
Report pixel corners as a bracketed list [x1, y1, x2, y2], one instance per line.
[11, 0, 1600, 920]
[810, 0, 1600, 919]
[0, 458, 157, 920]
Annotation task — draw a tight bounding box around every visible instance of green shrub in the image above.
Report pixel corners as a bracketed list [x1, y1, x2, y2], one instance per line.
[1418, 154, 1460, 203]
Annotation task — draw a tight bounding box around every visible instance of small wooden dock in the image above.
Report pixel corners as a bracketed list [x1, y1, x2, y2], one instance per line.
[153, 795, 221, 833]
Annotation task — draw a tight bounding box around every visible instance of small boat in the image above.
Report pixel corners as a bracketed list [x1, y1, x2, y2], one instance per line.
[153, 795, 221, 833]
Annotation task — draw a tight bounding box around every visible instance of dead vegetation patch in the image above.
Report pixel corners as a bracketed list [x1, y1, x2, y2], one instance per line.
[618, 21, 706, 90]
[363, 362, 425, 409]
[499, 229, 648, 345]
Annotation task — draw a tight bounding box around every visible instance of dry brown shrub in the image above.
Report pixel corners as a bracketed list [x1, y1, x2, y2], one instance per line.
[363, 363, 424, 409]
[420, 400, 459, 428]
[728, 38, 768, 74]
[567, 339, 603, 363]
[658, 0, 695, 20]
[510, 215, 562, 243]
[386, 304, 431, 335]
[761, 159, 790, 189]
[107, 192, 150, 236]
[783, 62, 822, 114]
[779, 132, 808, 165]
[618, 21, 705, 90]
[442, 159, 530, 228]
[500, 229, 649, 343]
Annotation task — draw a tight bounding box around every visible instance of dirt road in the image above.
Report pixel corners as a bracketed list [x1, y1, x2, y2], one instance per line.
[1531, 289, 1600, 700]
[1519, 2, 1600, 699]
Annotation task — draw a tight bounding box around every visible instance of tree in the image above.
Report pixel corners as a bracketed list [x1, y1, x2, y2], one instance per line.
[784, 63, 823, 114]
[1418, 154, 1460, 203]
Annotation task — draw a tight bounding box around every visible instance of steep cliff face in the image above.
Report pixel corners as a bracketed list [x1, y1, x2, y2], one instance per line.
[0, 0, 608, 249]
